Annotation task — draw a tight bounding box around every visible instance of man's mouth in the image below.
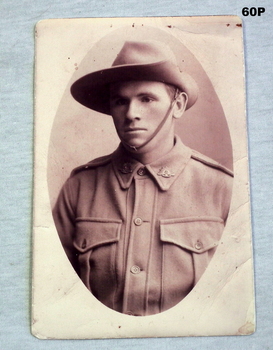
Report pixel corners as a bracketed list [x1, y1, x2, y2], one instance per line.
[124, 127, 147, 133]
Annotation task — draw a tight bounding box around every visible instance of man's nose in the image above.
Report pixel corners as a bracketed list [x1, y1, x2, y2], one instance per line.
[125, 101, 141, 120]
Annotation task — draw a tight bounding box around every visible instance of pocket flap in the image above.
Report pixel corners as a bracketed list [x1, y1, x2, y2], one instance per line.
[74, 218, 122, 252]
[160, 217, 224, 253]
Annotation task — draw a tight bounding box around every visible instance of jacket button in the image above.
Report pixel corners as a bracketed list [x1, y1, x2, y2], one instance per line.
[134, 217, 143, 226]
[137, 167, 146, 176]
[130, 265, 141, 274]
[195, 241, 203, 250]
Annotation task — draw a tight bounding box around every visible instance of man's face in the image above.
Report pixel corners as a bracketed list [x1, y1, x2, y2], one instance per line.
[109, 81, 175, 150]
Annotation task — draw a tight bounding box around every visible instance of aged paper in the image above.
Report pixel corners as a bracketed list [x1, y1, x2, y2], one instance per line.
[32, 16, 254, 338]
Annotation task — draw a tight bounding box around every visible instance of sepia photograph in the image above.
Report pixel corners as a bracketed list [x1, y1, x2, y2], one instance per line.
[32, 16, 254, 339]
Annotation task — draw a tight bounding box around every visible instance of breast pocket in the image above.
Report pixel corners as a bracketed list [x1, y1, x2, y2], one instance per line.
[73, 218, 122, 294]
[159, 216, 224, 310]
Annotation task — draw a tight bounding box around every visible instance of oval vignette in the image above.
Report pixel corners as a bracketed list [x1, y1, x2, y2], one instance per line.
[47, 24, 233, 316]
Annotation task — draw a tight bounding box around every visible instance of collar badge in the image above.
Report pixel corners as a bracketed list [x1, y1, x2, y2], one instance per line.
[119, 162, 133, 174]
[157, 167, 175, 178]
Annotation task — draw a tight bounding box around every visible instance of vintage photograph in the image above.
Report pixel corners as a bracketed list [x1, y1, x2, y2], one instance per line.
[32, 17, 254, 338]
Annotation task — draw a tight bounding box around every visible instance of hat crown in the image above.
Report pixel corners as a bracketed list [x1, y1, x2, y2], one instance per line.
[112, 40, 178, 67]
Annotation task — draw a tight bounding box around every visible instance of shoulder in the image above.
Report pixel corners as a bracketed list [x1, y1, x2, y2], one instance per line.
[70, 153, 113, 177]
[190, 149, 234, 177]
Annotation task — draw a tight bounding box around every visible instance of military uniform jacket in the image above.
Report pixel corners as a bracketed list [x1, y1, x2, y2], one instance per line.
[53, 136, 233, 316]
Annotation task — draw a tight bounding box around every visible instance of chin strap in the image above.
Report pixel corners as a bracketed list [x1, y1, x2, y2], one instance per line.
[122, 89, 183, 152]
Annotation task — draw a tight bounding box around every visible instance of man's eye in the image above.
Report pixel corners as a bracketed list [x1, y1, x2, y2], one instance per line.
[141, 96, 154, 103]
[115, 98, 128, 106]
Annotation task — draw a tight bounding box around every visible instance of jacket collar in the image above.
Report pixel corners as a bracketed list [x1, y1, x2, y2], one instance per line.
[112, 136, 192, 191]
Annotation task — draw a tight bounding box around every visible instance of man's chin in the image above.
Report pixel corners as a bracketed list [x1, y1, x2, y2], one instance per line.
[121, 136, 146, 148]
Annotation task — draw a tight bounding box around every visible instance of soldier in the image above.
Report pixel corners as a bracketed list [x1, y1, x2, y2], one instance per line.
[53, 40, 233, 316]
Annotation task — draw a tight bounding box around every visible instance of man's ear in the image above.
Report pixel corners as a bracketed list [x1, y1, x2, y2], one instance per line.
[173, 92, 188, 119]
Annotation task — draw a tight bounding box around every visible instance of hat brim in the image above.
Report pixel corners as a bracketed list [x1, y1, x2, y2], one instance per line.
[71, 60, 198, 115]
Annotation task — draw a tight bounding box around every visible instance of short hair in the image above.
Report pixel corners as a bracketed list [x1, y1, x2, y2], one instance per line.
[164, 83, 180, 100]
